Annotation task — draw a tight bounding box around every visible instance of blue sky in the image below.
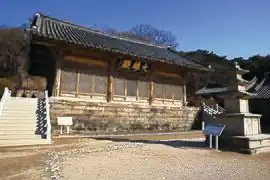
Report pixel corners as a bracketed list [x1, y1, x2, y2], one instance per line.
[1, 0, 269, 59]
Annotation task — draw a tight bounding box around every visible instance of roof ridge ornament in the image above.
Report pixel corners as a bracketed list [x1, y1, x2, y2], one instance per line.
[234, 61, 239, 68]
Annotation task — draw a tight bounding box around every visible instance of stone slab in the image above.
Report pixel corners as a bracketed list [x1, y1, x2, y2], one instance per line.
[206, 134, 270, 155]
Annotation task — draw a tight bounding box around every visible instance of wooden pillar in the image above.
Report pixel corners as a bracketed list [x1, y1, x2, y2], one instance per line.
[53, 57, 62, 97]
[183, 84, 187, 106]
[107, 59, 116, 102]
[107, 74, 113, 102]
[148, 69, 154, 105]
[76, 70, 80, 97]
[179, 69, 187, 106]
[148, 64, 154, 105]
[149, 80, 154, 105]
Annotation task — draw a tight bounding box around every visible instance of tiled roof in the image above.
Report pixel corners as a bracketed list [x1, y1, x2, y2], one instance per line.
[195, 82, 232, 95]
[253, 86, 270, 99]
[252, 77, 270, 99]
[245, 77, 258, 91]
[29, 13, 208, 70]
[196, 77, 270, 99]
[195, 87, 228, 95]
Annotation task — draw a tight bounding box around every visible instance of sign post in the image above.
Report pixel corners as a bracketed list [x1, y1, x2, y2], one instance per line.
[209, 134, 212, 148]
[215, 135, 219, 150]
[203, 124, 225, 151]
[202, 121, 205, 130]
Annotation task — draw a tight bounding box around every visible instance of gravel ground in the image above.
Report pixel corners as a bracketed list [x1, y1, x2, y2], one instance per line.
[43, 138, 270, 180]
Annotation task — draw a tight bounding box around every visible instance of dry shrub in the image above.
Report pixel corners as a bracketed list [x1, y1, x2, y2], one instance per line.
[0, 27, 28, 77]
[20, 76, 47, 90]
[159, 123, 170, 131]
[0, 77, 19, 97]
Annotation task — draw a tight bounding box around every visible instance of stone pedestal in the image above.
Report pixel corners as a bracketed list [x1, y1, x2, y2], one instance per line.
[218, 134, 270, 154]
[215, 113, 261, 136]
[224, 99, 249, 113]
[208, 113, 270, 154]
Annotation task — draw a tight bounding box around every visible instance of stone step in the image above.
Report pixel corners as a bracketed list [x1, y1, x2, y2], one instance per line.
[232, 134, 270, 149]
[0, 114, 37, 119]
[0, 119, 37, 123]
[0, 134, 41, 140]
[3, 104, 37, 110]
[3, 107, 37, 111]
[2, 108, 38, 116]
[6, 102, 37, 104]
[1, 110, 37, 115]
[5, 100, 37, 103]
[219, 134, 270, 154]
[249, 139, 270, 149]
[5, 104, 37, 107]
[0, 130, 36, 135]
[1, 112, 36, 116]
[0, 118, 35, 126]
[3, 104, 36, 107]
[6, 100, 37, 102]
[5, 101, 37, 104]
[250, 146, 270, 154]
[9, 97, 38, 101]
[0, 125, 37, 130]
[6, 99, 37, 102]
[0, 138, 50, 147]
[0, 126, 37, 131]
[240, 145, 270, 154]
[0, 118, 36, 122]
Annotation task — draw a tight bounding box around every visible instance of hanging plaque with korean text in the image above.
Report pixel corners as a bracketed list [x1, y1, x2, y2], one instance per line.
[118, 59, 150, 72]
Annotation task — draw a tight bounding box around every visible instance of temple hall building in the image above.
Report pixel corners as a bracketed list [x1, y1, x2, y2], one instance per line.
[25, 13, 209, 133]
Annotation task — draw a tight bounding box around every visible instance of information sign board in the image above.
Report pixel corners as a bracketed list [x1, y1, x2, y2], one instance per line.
[57, 116, 73, 126]
[203, 124, 225, 136]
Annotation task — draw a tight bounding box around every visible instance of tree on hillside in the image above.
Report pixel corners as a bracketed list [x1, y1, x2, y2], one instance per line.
[0, 27, 28, 79]
[1, 22, 270, 104]
[94, 24, 178, 48]
[179, 50, 233, 93]
[180, 50, 231, 70]
[130, 24, 178, 48]
[247, 55, 270, 80]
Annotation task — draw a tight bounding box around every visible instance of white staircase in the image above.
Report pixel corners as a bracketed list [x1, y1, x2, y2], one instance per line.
[202, 103, 225, 116]
[201, 103, 225, 130]
[0, 88, 51, 147]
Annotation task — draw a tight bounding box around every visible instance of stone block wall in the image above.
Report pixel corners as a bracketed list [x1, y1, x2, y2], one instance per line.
[49, 97, 200, 134]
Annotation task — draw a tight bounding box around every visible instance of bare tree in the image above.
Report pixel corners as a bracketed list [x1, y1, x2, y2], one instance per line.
[117, 31, 153, 43]
[0, 26, 29, 80]
[130, 24, 178, 48]
[90, 25, 149, 42]
[93, 24, 178, 48]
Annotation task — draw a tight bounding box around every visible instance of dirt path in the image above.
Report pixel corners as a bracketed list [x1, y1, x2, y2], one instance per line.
[62, 144, 270, 180]
[1, 132, 270, 180]
[0, 132, 202, 179]
[0, 138, 88, 180]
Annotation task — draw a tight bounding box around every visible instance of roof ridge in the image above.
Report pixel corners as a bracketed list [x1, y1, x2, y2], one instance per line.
[34, 12, 168, 49]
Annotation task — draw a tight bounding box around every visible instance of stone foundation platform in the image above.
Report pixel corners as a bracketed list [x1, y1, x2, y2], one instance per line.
[49, 97, 200, 134]
[206, 134, 270, 154]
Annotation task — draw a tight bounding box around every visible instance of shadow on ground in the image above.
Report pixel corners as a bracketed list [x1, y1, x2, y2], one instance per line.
[91, 137, 207, 149]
